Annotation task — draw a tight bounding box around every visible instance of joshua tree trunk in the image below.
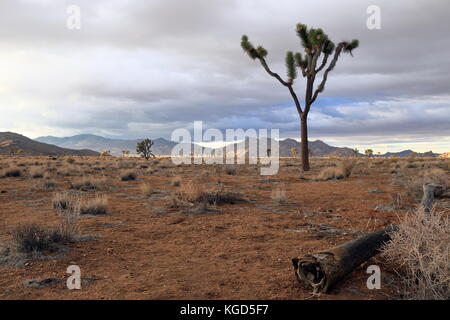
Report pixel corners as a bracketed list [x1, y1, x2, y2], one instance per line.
[300, 115, 310, 171]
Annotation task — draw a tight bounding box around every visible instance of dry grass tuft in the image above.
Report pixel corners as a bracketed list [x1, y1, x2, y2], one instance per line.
[53, 193, 80, 242]
[271, 185, 287, 204]
[70, 176, 108, 191]
[80, 195, 108, 215]
[171, 176, 182, 187]
[120, 170, 137, 181]
[316, 159, 356, 181]
[172, 180, 244, 207]
[1, 166, 22, 177]
[30, 167, 44, 178]
[12, 224, 62, 253]
[140, 182, 154, 197]
[12, 194, 79, 253]
[382, 209, 449, 300]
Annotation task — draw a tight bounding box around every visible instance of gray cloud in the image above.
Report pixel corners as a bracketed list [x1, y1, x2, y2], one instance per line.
[0, 0, 449, 151]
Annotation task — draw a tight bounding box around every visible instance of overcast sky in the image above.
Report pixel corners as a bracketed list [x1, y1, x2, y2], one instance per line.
[0, 0, 449, 152]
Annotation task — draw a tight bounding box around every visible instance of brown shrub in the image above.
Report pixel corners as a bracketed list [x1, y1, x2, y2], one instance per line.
[315, 159, 356, 181]
[79, 195, 108, 215]
[120, 170, 137, 181]
[2, 166, 22, 177]
[70, 176, 109, 191]
[382, 209, 449, 300]
[30, 167, 44, 178]
[172, 180, 244, 206]
[393, 168, 448, 199]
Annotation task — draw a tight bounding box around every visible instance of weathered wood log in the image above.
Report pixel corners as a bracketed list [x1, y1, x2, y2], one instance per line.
[420, 183, 445, 214]
[292, 225, 397, 294]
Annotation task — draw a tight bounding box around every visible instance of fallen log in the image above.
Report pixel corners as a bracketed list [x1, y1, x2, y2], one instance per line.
[292, 183, 447, 295]
[292, 225, 397, 294]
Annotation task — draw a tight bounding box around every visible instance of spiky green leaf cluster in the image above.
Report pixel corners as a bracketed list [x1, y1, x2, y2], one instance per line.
[296, 23, 335, 54]
[241, 35, 267, 60]
[322, 39, 335, 55]
[294, 52, 308, 69]
[285, 51, 297, 80]
[296, 24, 310, 48]
[343, 39, 359, 55]
[256, 46, 267, 58]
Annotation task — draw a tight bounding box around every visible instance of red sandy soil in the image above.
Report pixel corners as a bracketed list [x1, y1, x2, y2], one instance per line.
[0, 156, 433, 299]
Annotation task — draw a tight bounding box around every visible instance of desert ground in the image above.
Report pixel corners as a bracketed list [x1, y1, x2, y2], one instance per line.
[0, 155, 448, 299]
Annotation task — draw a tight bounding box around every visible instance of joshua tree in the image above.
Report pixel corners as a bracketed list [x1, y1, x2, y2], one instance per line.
[241, 24, 358, 171]
[122, 150, 130, 157]
[352, 148, 359, 157]
[136, 139, 155, 160]
[365, 149, 373, 157]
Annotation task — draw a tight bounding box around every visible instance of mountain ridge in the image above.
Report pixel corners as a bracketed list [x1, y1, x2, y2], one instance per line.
[0, 132, 99, 156]
[36, 133, 358, 157]
[32, 133, 442, 157]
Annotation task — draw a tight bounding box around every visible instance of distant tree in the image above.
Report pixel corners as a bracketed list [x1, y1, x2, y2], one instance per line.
[365, 149, 374, 157]
[241, 24, 358, 171]
[122, 150, 130, 157]
[100, 150, 111, 157]
[352, 148, 359, 157]
[290, 147, 298, 158]
[136, 139, 155, 160]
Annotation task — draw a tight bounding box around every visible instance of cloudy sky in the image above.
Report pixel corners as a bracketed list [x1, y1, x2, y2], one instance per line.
[0, 0, 449, 153]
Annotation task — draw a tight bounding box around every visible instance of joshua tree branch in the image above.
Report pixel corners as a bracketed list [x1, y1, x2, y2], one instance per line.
[287, 84, 304, 115]
[310, 42, 345, 104]
[258, 57, 303, 114]
[258, 57, 290, 87]
[315, 53, 329, 73]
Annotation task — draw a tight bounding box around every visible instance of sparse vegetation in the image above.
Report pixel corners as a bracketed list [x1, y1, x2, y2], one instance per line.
[12, 223, 64, 253]
[120, 170, 137, 181]
[315, 159, 356, 180]
[224, 165, 237, 175]
[79, 195, 108, 215]
[30, 167, 44, 178]
[171, 176, 181, 187]
[382, 209, 449, 300]
[2, 167, 21, 177]
[1, 154, 449, 300]
[70, 176, 109, 191]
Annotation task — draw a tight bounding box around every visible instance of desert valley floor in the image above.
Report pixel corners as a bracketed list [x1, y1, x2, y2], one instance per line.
[0, 156, 448, 299]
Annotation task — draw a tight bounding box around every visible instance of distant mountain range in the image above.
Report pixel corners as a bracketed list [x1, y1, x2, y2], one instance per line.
[0, 132, 440, 158]
[0, 132, 98, 156]
[35, 134, 361, 157]
[380, 149, 439, 157]
[36, 134, 176, 156]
